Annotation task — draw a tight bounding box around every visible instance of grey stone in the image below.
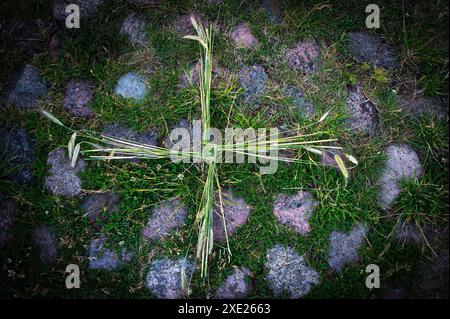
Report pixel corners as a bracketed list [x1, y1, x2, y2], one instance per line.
[53, 0, 104, 22]
[33, 225, 58, 265]
[273, 191, 318, 235]
[286, 40, 321, 74]
[328, 223, 367, 271]
[44, 148, 86, 197]
[80, 192, 121, 224]
[142, 198, 188, 240]
[262, 0, 284, 24]
[283, 86, 317, 119]
[215, 267, 252, 299]
[212, 190, 251, 242]
[120, 13, 148, 47]
[238, 65, 268, 105]
[0, 127, 36, 184]
[2, 64, 48, 109]
[397, 94, 448, 121]
[114, 72, 148, 101]
[0, 200, 16, 247]
[347, 32, 399, 69]
[265, 245, 320, 298]
[63, 79, 94, 118]
[346, 84, 379, 136]
[145, 257, 195, 298]
[88, 236, 132, 270]
[378, 144, 423, 209]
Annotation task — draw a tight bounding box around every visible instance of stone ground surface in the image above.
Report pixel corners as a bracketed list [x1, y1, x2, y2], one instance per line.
[230, 24, 259, 48]
[265, 245, 320, 298]
[0, 200, 16, 247]
[80, 192, 121, 224]
[212, 190, 251, 242]
[0, 127, 36, 184]
[273, 191, 318, 235]
[145, 257, 195, 298]
[142, 197, 188, 240]
[345, 84, 379, 136]
[378, 144, 423, 209]
[238, 65, 268, 105]
[53, 0, 104, 22]
[114, 72, 148, 101]
[44, 148, 87, 197]
[2, 64, 47, 109]
[88, 236, 132, 270]
[215, 267, 252, 299]
[33, 225, 58, 265]
[286, 40, 321, 74]
[283, 86, 317, 119]
[0, 1, 447, 300]
[397, 94, 448, 121]
[328, 223, 367, 271]
[120, 13, 148, 47]
[63, 79, 94, 118]
[347, 32, 399, 69]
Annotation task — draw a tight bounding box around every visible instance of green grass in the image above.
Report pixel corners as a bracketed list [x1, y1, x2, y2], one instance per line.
[0, 0, 448, 298]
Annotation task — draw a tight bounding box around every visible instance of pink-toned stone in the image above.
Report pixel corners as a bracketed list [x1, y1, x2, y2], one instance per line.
[179, 58, 225, 88]
[286, 40, 321, 74]
[142, 198, 188, 240]
[231, 24, 258, 48]
[63, 79, 94, 118]
[215, 267, 252, 299]
[321, 149, 346, 168]
[212, 190, 251, 242]
[273, 191, 318, 235]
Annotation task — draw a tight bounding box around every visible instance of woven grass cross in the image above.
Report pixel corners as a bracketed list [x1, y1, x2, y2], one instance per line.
[43, 18, 355, 279]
